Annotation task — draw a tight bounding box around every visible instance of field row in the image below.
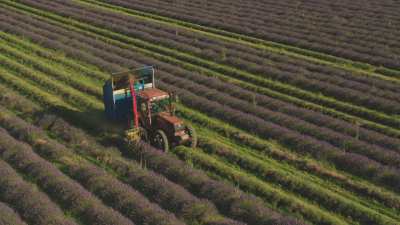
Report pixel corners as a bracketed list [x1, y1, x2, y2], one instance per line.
[3, 1, 400, 141]
[15, 0, 400, 117]
[0, 16, 400, 225]
[95, 0, 400, 70]
[1, 1, 400, 224]
[2, 1, 400, 183]
[0, 42, 296, 224]
[0, 0, 400, 188]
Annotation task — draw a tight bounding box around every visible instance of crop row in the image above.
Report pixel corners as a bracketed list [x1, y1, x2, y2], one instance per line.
[2, 28, 399, 162]
[2, 26, 399, 149]
[0, 32, 396, 224]
[160, 81, 400, 191]
[74, 0, 400, 92]
[156, 71, 400, 165]
[1, 5, 398, 161]
[0, 3, 400, 223]
[0, 82, 238, 225]
[68, 0, 400, 100]
[48, 0, 400, 92]
[99, 0, 400, 69]
[196, 136, 400, 223]
[0, 14, 396, 192]
[17, 0, 400, 115]
[77, 0, 400, 80]
[0, 42, 102, 99]
[0, 152, 78, 225]
[177, 105, 400, 210]
[0, 65, 296, 224]
[5, 38, 400, 213]
[1, 64, 398, 225]
[0, 201, 27, 225]
[114, 0, 400, 32]
[0, 25, 396, 190]
[174, 145, 399, 225]
[0, 107, 189, 225]
[38, 116, 343, 224]
[0, 119, 144, 225]
[1, 5, 398, 137]
[2, 51, 396, 223]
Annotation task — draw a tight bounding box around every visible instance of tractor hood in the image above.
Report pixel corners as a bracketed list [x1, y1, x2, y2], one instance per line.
[157, 112, 184, 125]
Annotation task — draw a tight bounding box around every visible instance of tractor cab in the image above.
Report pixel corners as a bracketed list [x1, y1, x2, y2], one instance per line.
[102, 66, 197, 152]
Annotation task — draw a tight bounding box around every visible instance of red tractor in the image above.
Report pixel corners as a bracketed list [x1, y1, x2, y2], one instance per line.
[103, 66, 197, 152]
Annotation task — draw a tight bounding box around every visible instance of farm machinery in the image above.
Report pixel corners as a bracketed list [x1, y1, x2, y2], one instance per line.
[102, 66, 197, 152]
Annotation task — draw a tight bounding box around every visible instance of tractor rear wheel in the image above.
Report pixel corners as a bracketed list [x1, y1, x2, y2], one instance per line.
[153, 129, 169, 152]
[186, 125, 197, 148]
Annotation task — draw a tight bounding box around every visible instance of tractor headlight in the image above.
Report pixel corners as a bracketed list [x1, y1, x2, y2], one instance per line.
[174, 123, 185, 132]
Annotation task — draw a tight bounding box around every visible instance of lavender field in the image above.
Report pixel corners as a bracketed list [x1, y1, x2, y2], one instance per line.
[0, 0, 399, 224]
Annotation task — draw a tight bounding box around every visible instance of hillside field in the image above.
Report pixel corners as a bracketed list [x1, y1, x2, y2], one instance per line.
[0, 0, 399, 225]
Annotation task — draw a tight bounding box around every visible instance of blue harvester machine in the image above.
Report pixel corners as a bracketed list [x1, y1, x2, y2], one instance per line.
[103, 66, 197, 152]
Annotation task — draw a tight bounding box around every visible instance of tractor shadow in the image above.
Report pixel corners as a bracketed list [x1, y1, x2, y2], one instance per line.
[44, 105, 128, 149]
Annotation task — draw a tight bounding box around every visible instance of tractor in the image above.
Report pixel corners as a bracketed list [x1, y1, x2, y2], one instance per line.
[102, 66, 197, 152]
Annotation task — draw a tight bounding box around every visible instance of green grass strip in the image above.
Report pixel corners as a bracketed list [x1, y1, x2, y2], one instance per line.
[79, 0, 400, 82]
[177, 104, 400, 209]
[0, 37, 102, 99]
[0, 31, 107, 81]
[196, 134, 400, 222]
[3, 1, 399, 134]
[173, 146, 349, 225]
[0, 67, 75, 111]
[0, 53, 102, 110]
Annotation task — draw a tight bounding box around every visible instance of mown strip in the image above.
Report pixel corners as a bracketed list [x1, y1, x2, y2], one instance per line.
[3, 1, 399, 131]
[0, 108, 185, 225]
[1, 11, 398, 195]
[1, 9, 398, 196]
[174, 146, 399, 225]
[196, 134, 400, 222]
[0, 81, 298, 225]
[0, 39, 102, 99]
[178, 105, 400, 211]
[0, 20, 396, 142]
[1, 34, 398, 224]
[0, 5, 400, 223]
[79, 0, 400, 81]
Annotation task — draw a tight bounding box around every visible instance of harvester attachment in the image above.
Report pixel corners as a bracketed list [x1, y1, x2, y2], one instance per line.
[124, 128, 141, 146]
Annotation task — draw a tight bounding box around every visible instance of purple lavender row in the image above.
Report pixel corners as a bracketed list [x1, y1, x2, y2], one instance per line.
[55, 0, 400, 94]
[2, 11, 397, 170]
[0, 150, 77, 225]
[0, 109, 188, 225]
[0, 8, 398, 160]
[0, 127, 136, 225]
[38, 115, 244, 225]
[0, 5, 398, 189]
[0, 73, 243, 224]
[0, 7, 400, 180]
[109, 0, 400, 69]
[122, 0, 400, 33]
[158, 81, 400, 192]
[0, 88, 301, 224]
[2, 6, 399, 132]
[16, 0, 400, 114]
[0, 200, 28, 225]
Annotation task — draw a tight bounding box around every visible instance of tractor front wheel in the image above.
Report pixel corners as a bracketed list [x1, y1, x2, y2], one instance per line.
[186, 125, 197, 148]
[153, 130, 169, 152]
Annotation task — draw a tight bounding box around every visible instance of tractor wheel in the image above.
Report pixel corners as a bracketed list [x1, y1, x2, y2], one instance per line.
[153, 130, 169, 152]
[139, 127, 149, 143]
[186, 125, 197, 148]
